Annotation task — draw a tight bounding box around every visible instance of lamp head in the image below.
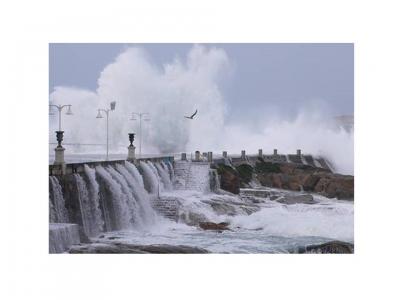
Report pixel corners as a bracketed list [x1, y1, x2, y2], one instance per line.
[66, 105, 73, 115]
[96, 110, 103, 119]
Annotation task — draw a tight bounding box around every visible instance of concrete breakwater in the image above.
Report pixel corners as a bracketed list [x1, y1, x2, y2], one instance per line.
[49, 150, 352, 253]
[49, 159, 177, 252]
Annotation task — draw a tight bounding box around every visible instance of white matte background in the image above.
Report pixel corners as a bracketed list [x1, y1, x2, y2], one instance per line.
[1, 0, 399, 299]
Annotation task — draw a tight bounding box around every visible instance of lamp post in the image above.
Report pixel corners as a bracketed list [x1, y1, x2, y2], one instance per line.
[49, 104, 73, 166]
[130, 112, 150, 158]
[96, 101, 116, 161]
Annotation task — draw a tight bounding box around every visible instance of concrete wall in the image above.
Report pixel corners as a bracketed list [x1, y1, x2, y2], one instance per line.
[49, 156, 174, 176]
[49, 223, 80, 253]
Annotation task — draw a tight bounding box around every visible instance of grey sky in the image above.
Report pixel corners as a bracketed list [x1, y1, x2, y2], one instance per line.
[49, 43, 353, 125]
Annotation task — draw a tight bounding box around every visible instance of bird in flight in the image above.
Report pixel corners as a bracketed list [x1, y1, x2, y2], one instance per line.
[184, 109, 198, 119]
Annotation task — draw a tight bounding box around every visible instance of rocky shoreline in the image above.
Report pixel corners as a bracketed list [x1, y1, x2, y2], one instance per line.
[68, 239, 354, 254]
[296, 241, 354, 254]
[216, 158, 354, 200]
[69, 242, 210, 254]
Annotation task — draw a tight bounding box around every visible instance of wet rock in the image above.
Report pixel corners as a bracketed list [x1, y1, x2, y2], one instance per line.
[199, 222, 230, 231]
[69, 243, 210, 254]
[236, 164, 254, 186]
[314, 174, 354, 200]
[276, 194, 317, 205]
[298, 241, 354, 254]
[216, 165, 240, 194]
[250, 161, 353, 200]
[240, 189, 271, 198]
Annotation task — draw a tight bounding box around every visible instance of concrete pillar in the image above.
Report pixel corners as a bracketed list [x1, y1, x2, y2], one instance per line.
[258, 149, 263, 157]
[241, 150, 246, 159]
[195, 151, 200, 161]
[273, 149, 278, 155]
[54, 147, 65, 165]
[181, 153, 187, 161]
[127, 133, 136, 162]
[127, 145, 136, 161]
[54, 131, 65, 172]
[207, 151, 213, 162]
[222, 151, 227, 158]
[297, 149, 301, 156]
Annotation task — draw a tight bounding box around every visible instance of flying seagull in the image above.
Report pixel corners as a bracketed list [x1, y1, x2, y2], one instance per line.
[185, 109, 198, 119]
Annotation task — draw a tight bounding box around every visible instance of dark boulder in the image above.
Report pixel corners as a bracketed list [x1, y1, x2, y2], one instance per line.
[199, 221, 230, 231]
[298, 241, 354, 254]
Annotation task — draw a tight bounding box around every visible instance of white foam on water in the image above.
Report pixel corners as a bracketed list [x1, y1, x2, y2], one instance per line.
[229, 199, 354, 242]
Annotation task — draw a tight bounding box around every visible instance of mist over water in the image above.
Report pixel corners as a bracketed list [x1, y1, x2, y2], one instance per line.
[50, 45, 353, 174]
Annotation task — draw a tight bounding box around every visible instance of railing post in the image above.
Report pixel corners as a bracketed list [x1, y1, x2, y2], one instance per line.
[207, 151, 213, 162]
[195, 151, 200, 161]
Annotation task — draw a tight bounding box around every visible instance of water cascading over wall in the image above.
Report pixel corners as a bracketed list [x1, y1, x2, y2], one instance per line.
[49, 176, 69, 223]
[49, 161, 174, 237]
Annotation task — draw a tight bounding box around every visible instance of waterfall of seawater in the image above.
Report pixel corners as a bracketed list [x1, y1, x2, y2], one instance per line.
[116, 163, 157, 226]
[95, 166, 132, 230]
[155, 162, 173, 191]
[164, 161, 175, 182]
[74, 172, 103, 237]
[125, 161, 145, 188]
[140, 161, 160, 194]
[49, 176, 69, 223]
[83, 165, 105, 235]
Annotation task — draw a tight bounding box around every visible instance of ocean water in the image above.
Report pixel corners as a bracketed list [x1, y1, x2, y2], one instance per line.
[89, 189, 354, 253]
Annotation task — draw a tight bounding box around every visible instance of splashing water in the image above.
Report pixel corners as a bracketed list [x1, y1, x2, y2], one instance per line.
[154, 162, 173, 191]
[139, 161, 160, 194]
[95, 166, 132, 230]
[50, 45, 353, 175]
[49, 176, 69, 223]
[74, 172, 104, 237]
[83, 165, 104, 235]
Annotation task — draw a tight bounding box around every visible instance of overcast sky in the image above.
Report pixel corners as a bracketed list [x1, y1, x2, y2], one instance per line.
[49, 43, 353, 126]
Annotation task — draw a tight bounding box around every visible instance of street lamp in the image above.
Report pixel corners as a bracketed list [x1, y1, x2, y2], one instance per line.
[49, 103, 73, 166]
[130, 112, 150, 158]
[49, 104, 73, 131]
[96, 101, 116, 160]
